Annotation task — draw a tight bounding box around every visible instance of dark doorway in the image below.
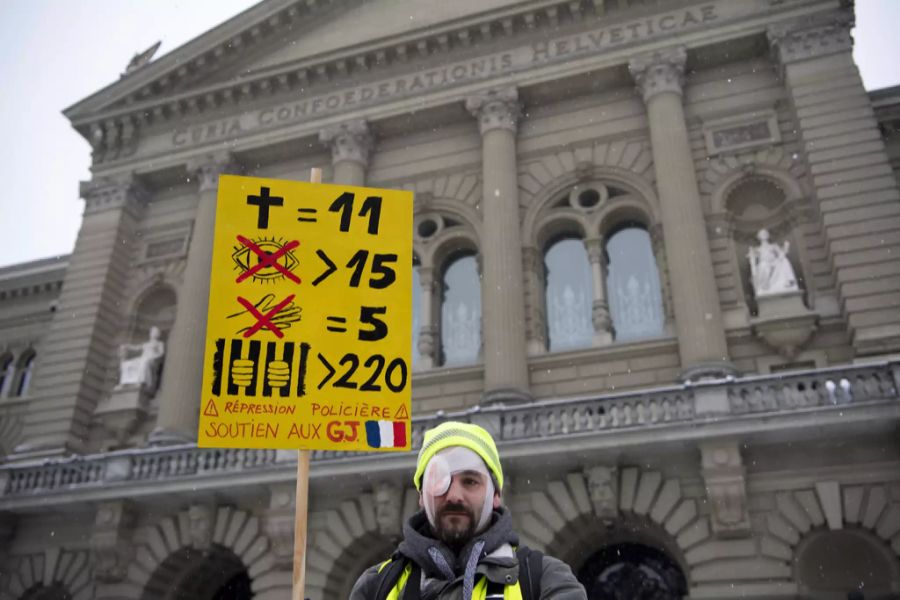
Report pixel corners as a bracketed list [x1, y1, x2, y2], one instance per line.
[577, 542, 686, 600]
[212, 570, 253, 600]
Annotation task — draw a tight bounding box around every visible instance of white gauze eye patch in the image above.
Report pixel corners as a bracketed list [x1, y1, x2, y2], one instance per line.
[422, 447, 495, 533]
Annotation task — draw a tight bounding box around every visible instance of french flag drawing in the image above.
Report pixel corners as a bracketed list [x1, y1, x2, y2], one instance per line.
[365, 420, 407, 449]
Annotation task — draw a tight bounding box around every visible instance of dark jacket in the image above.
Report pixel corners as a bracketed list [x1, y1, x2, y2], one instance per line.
[350, 509, 586, 600]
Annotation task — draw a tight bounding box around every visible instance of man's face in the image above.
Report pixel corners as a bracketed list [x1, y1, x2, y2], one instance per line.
[427, 469, 501, 547]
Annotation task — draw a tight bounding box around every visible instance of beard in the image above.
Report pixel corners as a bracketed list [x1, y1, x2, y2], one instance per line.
[433, 502, 478, 549]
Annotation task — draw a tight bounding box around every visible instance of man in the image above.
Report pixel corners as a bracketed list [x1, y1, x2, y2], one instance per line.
[351, 421, 587, 600]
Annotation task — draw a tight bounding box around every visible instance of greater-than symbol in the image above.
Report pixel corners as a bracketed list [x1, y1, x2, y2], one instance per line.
[317, 353, 335, 390]
[312, 249, 337, 286]
[203, 398, 219, 417]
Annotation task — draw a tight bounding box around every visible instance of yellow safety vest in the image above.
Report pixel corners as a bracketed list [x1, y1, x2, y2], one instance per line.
[379, 561, 524, 600]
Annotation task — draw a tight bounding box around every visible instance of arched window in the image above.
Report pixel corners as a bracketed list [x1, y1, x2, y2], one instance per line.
[440, 254, 481, 366]
[0, 353, 13, 397]
[545, 238, 593, 352]
[12, 350, 36, 397]
[606, 225, 665, 341]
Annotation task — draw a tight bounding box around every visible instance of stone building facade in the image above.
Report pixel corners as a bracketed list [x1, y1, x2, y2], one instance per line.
[1, 0, 900, 598]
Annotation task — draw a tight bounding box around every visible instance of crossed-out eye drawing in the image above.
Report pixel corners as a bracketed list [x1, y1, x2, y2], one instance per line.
[231, 235, 300, 284]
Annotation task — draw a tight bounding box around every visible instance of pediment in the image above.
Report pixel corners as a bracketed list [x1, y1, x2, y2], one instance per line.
[227, 0, 526, 75]
[64, 0, 528, 124]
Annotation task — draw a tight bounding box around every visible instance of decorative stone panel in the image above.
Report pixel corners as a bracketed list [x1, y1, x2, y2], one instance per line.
[700, 440, 752, 537]
[91, 500, 137, 583]
[702, 111, 781, 156]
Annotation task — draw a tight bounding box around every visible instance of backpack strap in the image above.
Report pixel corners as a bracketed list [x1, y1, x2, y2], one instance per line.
[373, 554, 409, 600]
[516, 546, 543, 600]
[401, 563, 422, 600]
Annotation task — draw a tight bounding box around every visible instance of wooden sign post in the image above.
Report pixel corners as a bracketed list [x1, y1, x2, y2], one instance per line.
[198, 167, 413, 600]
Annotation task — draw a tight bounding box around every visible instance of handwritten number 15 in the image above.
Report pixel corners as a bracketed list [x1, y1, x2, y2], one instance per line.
[329, 192, 383, 235]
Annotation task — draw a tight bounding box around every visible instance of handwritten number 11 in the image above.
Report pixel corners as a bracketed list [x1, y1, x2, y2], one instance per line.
[329, 192, 383, 235]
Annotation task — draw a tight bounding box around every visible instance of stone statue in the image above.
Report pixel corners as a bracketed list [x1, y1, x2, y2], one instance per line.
[116, 326, 165, 393]
[747, 229, 799, 296]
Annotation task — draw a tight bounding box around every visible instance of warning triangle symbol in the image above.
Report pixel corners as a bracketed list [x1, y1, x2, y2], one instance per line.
[394, 404, 409, 420]
[203, 398, 219, 417]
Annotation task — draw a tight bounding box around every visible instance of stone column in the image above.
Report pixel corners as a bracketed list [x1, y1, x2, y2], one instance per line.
[584, 237, 613, 345]
[415, 266, 438, 369]
[16, 177, 145, 456]
[152, 154, 235, 443]
[649, 223, 676, 327]
[522, 246, 548, 355]
[466, 88, 530, 403]
[769, 11, 900, 355]
[629, 48, 733, 380]
[319, 119, 372, 186]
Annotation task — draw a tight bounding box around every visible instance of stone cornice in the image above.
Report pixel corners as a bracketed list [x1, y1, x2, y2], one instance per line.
[70, 0, 603, 132]
[79, 177, 148, 216]
[628, 46, 687, 103]
[319, 119, 372, 166]
[466, 87, 520, 134]
[80, 1, 836, 172]
[767, 8, 853, 66]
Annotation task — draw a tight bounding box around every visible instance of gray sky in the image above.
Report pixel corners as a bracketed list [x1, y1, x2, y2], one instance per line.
[0, 0, 898, 269]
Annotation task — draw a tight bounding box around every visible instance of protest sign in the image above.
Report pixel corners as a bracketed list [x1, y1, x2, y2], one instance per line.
[198, 174, 413, 452]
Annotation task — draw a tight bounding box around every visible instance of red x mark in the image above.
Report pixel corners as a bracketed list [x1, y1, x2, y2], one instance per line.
[235, 235, 301, 284]
[237, 294, 295, 338]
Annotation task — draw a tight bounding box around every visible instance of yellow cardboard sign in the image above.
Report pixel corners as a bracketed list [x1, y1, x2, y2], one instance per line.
[198, 175, 413, 451]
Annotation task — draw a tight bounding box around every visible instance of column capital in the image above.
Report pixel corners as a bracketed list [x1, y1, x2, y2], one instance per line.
[187, 152, 238, 193]
[465, 87, 520, 135]
[628, 46, 687, 103]
[79, 175, 147, 216]
[417, 265, 436, 290]
[319, 119, 373, 168]
[583, 236, 605, 264]
[767, 10, 853, 66]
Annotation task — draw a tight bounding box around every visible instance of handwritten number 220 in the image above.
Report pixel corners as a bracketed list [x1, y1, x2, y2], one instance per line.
[329, 192, 382, 234]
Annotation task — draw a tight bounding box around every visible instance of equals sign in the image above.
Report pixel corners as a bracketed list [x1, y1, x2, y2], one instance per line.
[297, 207, 318, 223]
[326, 316, 347, 333]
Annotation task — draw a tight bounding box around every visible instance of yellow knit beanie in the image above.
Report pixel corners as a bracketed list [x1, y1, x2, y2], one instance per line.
[414, 421, 503, 491]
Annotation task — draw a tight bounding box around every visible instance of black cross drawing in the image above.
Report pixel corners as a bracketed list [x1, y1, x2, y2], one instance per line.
[246, 187, 284, 229]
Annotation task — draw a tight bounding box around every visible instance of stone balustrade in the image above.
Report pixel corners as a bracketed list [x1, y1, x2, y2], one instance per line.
[727, 363, 897, 413]
[1, 361, 897, 500]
